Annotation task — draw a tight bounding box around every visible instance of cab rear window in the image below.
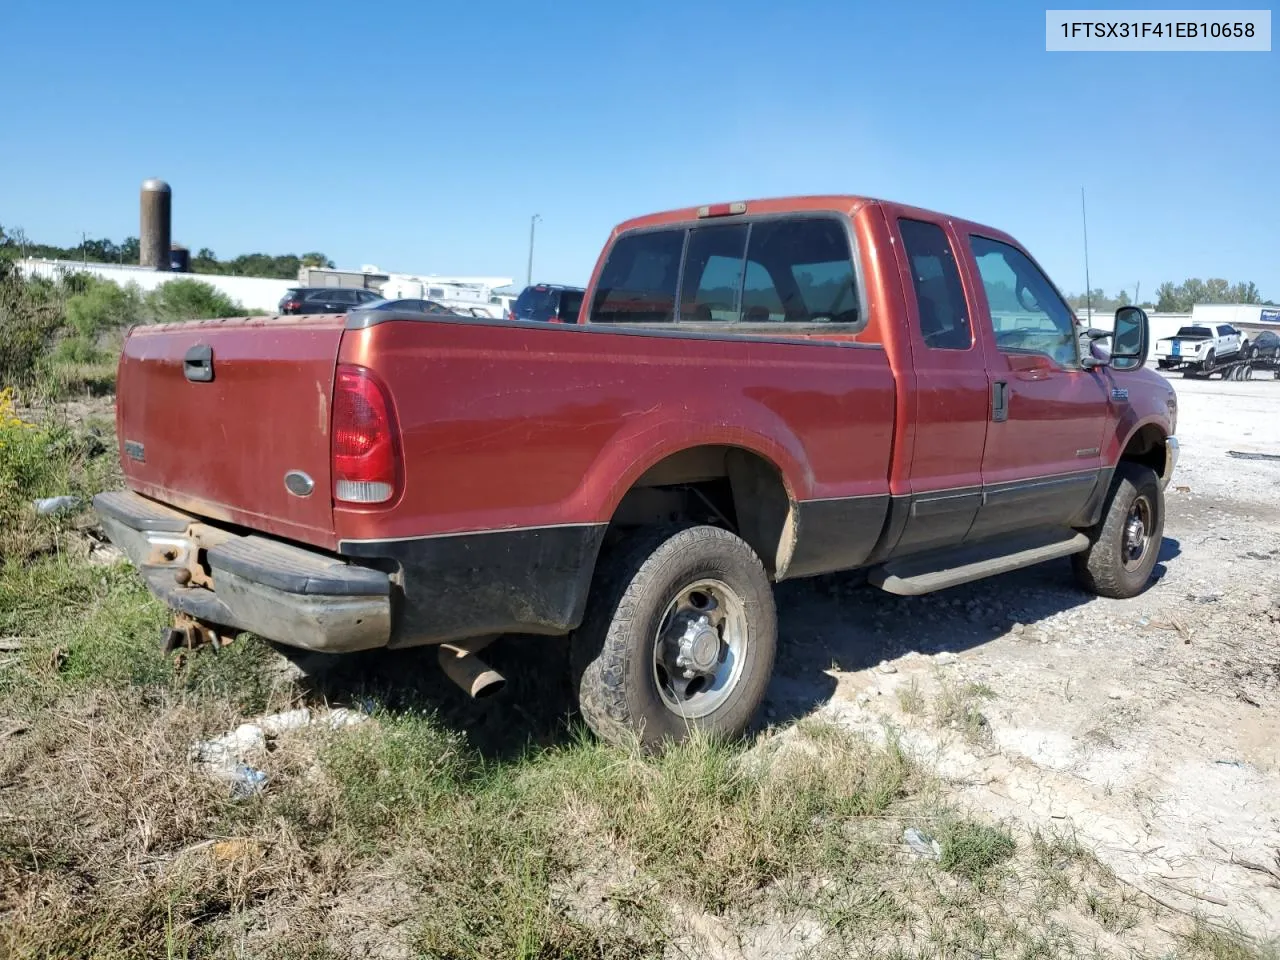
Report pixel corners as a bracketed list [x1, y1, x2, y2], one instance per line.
[590, 217, 860, 328]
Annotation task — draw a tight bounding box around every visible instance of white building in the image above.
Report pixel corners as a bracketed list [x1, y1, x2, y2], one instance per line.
[17, 258, 293, 313]
[1189, 303, 1280, 331]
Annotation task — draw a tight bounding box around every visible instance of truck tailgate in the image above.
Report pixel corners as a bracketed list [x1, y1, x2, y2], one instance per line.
[116, 314, 345, 549]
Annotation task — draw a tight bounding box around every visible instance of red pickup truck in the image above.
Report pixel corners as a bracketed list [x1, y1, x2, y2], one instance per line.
[95, 195, 1178, 746]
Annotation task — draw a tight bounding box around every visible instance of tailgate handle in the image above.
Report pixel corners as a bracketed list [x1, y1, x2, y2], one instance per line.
[183, 344, 214, 382]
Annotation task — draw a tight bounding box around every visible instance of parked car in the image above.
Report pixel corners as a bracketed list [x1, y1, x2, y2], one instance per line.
[96, 195, 1177, 748]
[509, 284, 585, 323]
[354, 298, 454, 315]
[279, 287, 384, 314]
[1154, 323, 1243, 371]
[1246, 330, 1279, 360]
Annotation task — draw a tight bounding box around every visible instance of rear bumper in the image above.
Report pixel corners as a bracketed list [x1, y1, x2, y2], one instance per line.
[94, 490, 392, 653]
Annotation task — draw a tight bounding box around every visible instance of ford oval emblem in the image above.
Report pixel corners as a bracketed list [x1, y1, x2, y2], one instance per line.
[284, 470, 315, 497]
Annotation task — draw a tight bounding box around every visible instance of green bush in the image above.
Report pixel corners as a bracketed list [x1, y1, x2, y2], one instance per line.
[64, 279, 141, 338]
[0, 269, 64, 385]
[144, 279, 243, 323]
[51, 336, 104, 365]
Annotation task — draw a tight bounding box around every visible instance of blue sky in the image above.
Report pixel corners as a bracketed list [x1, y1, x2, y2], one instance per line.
[2, 0, 1275, 299]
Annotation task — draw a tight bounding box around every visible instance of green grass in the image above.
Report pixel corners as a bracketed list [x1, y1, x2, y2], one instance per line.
[935, 817, 1017, 882]
[2, 410, 1277, 959]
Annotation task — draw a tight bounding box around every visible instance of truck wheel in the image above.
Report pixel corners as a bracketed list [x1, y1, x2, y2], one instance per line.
[572, 525, 776, 749]
[1072, 464, 1164, 599]
[1204, 349, 1215, 372]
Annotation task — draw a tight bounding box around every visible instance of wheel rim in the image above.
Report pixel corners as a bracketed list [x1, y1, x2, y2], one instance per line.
[651, 578, 748, 719]
[1122, 495, 1154, 571]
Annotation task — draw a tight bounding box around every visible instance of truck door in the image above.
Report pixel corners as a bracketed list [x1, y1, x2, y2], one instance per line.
[889, 216, 990, 555]
[961, 234, 1111, 541]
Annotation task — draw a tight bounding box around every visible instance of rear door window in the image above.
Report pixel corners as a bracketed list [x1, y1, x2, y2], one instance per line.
[898, 219, 971, 350]
[590, 229, 685, 324]
[742, 218, 859, 324]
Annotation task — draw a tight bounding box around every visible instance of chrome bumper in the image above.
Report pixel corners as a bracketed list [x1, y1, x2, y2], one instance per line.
[94, 490, 392, 653]
[1161, 436, 1180, 488]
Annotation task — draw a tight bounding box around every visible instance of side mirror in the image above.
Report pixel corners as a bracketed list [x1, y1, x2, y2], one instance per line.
[1109, 306, 1149, 371]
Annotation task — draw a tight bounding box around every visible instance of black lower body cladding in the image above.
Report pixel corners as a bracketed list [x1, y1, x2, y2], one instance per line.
[340, 524, 608, 648]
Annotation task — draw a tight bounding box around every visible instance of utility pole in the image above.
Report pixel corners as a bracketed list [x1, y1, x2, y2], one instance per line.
[1135, 281, 1141, 307]
[81, 231, 88, 266]
[1081, 188, 1092, 325]
[527, 214, 541, 288]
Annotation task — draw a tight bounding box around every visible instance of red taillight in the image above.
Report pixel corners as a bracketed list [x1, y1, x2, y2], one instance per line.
[508, 310, 517, 322]
[332, 364, 400, 505]
[283, 300, 300, 311]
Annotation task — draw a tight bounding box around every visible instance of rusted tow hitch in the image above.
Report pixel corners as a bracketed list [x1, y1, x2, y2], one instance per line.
[161, 613, 236, 655]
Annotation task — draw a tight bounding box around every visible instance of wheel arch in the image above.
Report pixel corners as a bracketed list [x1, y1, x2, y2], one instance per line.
[1118, 421, 1168, 477]
[602, 440, 802, 579]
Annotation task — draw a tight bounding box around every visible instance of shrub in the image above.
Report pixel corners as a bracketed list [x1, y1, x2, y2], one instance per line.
[51, 336, 104, 365]
[0, 270, 64, 385]
[64, 278, 141, 337]
[144, 279, 243, 323]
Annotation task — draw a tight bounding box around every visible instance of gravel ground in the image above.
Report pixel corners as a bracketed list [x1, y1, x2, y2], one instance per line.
[765, 373, 1280, 940]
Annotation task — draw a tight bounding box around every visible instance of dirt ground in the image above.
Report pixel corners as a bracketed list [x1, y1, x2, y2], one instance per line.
[763, 373, 1280, 940]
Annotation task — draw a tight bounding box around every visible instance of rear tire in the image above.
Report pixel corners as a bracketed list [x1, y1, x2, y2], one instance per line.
[571, 525, 776, 749]
[1072, 464, 1164, 599]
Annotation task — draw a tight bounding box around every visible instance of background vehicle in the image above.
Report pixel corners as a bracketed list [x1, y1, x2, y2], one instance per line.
[98, 195, 1174, 749]
[1246, 330, 1279, 360]
[279, 287, 384, 314]
[355, 298, 454, 315]
[1154, 323, 1243, 371]
[509, 284, 585, 323]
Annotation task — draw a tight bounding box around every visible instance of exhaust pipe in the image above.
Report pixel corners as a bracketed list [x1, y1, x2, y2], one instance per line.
[437, 638, 506, 699]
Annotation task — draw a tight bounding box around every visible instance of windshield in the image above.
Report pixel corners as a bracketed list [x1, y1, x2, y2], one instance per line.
[1175, 326, 1212, 339]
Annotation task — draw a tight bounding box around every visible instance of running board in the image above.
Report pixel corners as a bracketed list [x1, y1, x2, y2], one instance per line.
[868, 530, 1090, 596]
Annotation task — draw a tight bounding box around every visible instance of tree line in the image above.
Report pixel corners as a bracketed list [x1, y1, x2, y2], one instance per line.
[0, 225, 332, 280]
[1066, 278, 1273, 313]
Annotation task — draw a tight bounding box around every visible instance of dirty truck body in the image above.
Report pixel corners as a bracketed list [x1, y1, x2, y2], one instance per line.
[96, 195, 1178, 745]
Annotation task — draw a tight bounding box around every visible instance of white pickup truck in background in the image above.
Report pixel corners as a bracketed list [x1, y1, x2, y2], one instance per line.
[1155, 323, 1245, 372]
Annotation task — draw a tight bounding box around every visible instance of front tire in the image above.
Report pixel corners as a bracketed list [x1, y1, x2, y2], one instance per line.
[571, 525, 777, 749]
[1073, 464, 1164, 599]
